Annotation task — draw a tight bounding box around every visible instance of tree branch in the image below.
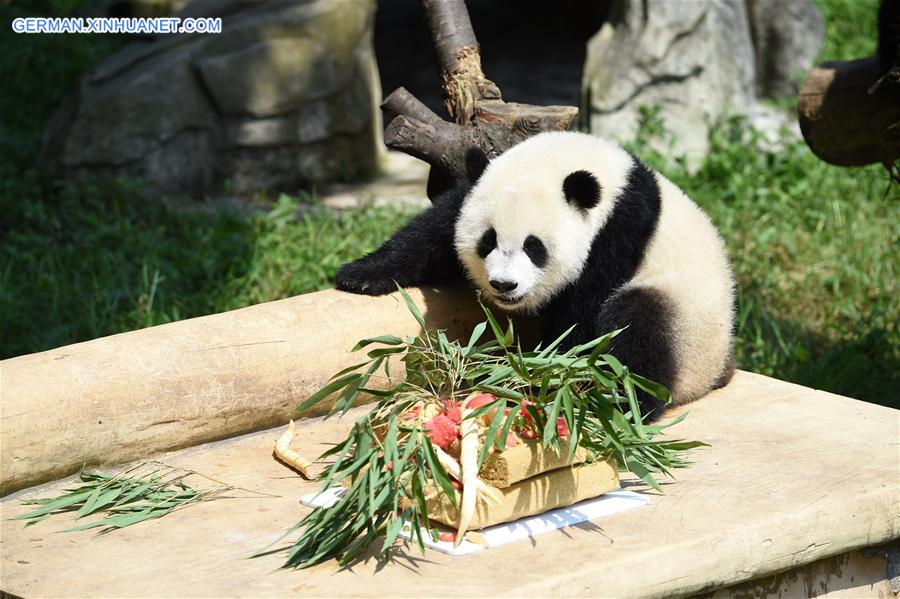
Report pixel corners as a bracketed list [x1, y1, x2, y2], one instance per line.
[383, 115, 467, 173]
[422, 0, 501, 124]
[381, 0, 580, 199]
[381, 87, 444, 127]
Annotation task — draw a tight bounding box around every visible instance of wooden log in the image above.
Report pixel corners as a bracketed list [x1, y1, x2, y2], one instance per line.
[0, 288, 484, 495]
[797, 57, 900, 168]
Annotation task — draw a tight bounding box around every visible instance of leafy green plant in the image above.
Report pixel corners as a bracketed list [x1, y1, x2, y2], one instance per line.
[262, 289, 703, 569]
[14, 462, 237, 532]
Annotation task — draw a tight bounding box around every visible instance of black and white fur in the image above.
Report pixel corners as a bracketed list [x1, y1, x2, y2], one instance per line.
[337, 132, 735, 420]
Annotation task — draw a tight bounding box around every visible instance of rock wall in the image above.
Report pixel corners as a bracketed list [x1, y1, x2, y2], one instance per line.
[582, 0, 822, 163]
[43, 0, 381, 197]
[749, 0, 825, 100]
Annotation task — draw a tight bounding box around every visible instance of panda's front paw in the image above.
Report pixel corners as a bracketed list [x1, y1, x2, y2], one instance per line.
[335, 259, 399, 296]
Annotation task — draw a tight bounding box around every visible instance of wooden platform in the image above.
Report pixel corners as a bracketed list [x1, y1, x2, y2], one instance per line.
[2, 371, 897, 597]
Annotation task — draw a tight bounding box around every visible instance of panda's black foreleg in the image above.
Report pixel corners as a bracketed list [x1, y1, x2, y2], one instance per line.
[591, 286, 678, 422]
[335, 187, 467, 295]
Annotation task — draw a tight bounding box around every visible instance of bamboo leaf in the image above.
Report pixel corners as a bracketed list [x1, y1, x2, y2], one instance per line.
[332, 359, 383, 415]
[396, 285, 426, 329]
[19, 463, 231, 532]
[623, 378, 646, 437]
[366, 346, 407, 358]
[351, 335, 404, 351]
[356, 387, 398, 398]
[13, 489, 95, 520]
[422, 440, 457, 508]
[76, 487, 125, 519]
[113, 482, 153, 508]
[601, 353, 626, 377]
[568, 404, 588, 462]
[478, 401, 507, 468]
[481, 301, 509, 347]
[294, 373, 363, 415]
[561, 385, 575, 447]
[328, 360, 371, 380]
[497, 407, 519, 453]
[503, 318, 515, 347]
[75, 484, 111, 519]
[23, 513, 51, 527]
[381, 515, 404, 552]
[542, 393, 562, 446]
[631, 372, 672, 405]
[476, 383, 523, 399]
[536, 324, 576, 358]
[367, 456, 378, 521]
[464, 321, 488, 356]
[570, 333, 613, 355]
[625, 460, 662, 493]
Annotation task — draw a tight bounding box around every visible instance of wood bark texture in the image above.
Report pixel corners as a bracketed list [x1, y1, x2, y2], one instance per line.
[383, 0, 578, 199]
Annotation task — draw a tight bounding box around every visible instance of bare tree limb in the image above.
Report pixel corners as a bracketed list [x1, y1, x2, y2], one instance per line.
[422, 0, 501, 124]
[381, 0, 579, 199]
[383, 115, 467, 170]
[381, 87, 444, 127]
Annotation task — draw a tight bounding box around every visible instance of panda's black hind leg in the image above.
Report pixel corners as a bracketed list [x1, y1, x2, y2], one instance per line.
[593, 286, 678, 422]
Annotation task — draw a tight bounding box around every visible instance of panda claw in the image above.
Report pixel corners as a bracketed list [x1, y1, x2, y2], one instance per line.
[335, 261, 397, 296]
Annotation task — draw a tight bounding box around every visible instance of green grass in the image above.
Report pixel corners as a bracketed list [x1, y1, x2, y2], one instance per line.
[1, 0, 897, 409]
[0, 177, 416, 357]
[814, 0, 879, 62]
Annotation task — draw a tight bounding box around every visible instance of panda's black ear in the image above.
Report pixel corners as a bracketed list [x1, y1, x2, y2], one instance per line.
[465, 147, 490, 183]
[563, 170, 601, 211]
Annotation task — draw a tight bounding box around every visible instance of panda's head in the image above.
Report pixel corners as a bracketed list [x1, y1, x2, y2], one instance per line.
[454, 132, 632, 313]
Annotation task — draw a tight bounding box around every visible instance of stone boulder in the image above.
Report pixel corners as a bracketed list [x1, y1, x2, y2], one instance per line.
[748, 0, 824, 100]
[582, 0, 822, 164]
[43, 0, 381, 197]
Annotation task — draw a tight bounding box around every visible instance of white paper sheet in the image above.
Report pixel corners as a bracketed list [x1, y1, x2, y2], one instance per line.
[300, 487, 648, 556]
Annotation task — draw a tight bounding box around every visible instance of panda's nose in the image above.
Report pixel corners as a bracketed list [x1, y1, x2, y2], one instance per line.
[490, 279, 518, 293]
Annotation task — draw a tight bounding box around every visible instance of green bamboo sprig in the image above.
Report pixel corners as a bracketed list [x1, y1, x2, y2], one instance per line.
[267, 287, 705, 569]
[14, 461, 243, 532]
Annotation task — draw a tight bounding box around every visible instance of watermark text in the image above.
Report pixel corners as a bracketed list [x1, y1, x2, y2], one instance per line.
[11, 17, 222, 34]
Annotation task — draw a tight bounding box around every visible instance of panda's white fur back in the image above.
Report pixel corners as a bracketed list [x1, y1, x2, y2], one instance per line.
[455, 131, 734, 406]
[630, 175, 734, 403]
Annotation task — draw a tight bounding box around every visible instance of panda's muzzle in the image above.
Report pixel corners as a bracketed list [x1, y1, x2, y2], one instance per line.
[489, 279, 518, 293]
[489, 280, 523, 306]
[494, 292, 524, 307]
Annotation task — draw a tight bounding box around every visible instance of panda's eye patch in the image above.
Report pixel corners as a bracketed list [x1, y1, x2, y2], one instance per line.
[477, 228, 497, 258]
[523, 235, 548, 268]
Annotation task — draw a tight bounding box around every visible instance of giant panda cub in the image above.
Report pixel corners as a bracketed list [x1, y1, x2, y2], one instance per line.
[336, 132, 735, 420]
